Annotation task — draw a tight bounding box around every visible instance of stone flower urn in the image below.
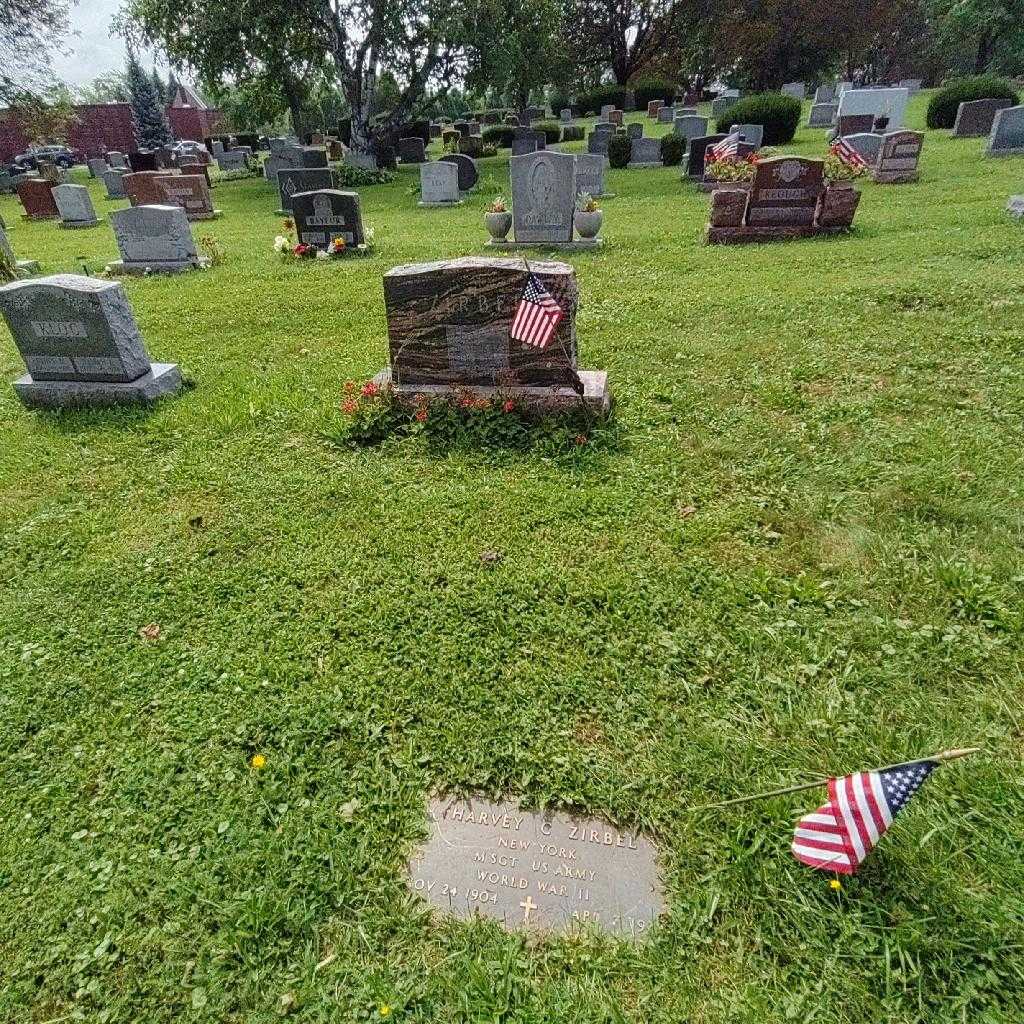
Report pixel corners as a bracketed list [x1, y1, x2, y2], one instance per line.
[574, 209, 603, 239]
[485, 211, 512, 241]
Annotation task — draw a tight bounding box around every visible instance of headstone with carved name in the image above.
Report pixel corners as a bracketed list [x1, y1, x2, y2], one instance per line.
[872, 130, 924, 183]
[276, 167, 335, 213]
[291, 189, 365, 250]
[408, 796, 663, 937]
[418, 161, 462, 206]
[374, 258, 610, 414]
[155, 174, 222, 220]
[0, 274, 183, 408]
[124, 171, 175, 207]
[574, 153, 608, 198]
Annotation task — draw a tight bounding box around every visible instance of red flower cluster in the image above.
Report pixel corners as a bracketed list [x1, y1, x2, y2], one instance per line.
[502, 399, 516, 414]
[341, 399, 357, 414]
[294, 243, 312, 258]
[457, 395, 491, 411]
[361, 380, 380, 398]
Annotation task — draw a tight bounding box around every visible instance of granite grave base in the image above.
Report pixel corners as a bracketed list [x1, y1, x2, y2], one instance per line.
[485, 238, 602, 252]
[373, 367, 611, 417]
[417, 199, 464, 208]
[59, 218, 104, 230]
[14, 363, 183, 409]
[105, 256, 212, 276]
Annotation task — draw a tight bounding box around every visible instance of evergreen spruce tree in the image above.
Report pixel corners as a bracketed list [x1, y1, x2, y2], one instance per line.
[150, 66, 166, 105]
[126, 49, 173, 148]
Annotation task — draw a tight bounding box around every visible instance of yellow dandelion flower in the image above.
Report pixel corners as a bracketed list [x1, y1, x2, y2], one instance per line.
[830, 878, 842, 892]
[379, 1005, 392, 1018]
[251, 753, 267, 769]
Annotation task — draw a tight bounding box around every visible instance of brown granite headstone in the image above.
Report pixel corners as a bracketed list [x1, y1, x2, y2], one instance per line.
[17, 179, 59, 220]
[647, 100, 663, 119]
[155, 174, 218, 219]
[746, 157, 824, 227]
[873, 130, 923, 184]
[952, 98, 1013, 138]
[124, 171, 174, 207]
[408, 796, 665, 938]
[375, 256, 610, 413]
[836, 114, 874, 138]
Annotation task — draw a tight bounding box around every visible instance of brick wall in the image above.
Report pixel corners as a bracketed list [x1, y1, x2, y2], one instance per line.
[0, 104, 223, 162]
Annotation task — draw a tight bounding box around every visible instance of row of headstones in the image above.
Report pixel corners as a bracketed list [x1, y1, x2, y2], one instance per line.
[952, 101, 1024, 155]
[585, 116, 763, 168]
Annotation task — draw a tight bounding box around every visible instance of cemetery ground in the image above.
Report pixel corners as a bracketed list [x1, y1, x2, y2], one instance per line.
[2, 91, 1023, 1022]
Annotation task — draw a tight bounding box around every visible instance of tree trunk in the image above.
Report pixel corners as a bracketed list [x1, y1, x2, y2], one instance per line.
[347, 54, 378, 161]
[974, 30, 992, 73]
[282, 74, 305, 138]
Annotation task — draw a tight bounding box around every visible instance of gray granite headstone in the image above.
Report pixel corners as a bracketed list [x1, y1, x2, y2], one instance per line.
[731, 123, 763, 148]
[842, 132, 883, 165]
[107, 152, 127, 168]
[408, 796, 665, 939]
[102, 169, 127, 200]
[217, 150, 249, 172]
[88, 158, 108, 178]
[781, 81, 806, 100]
[711, 96, 738, 118]
[560, 108, 572, 122]
[674, 115, 708, 144]
[277, 167, 335, 212]
[419, 161, 461, 205]
[814, 85, 837, 104]
[109, 205, 201, 274]
[954, 98, 1013, 138]
[291, 189, 364, 249]
[52, 185, 100, 228]
[808, 102, 838, 127]
[657, 106, 675, 123]
[574, 153, 606, 197]
[1007, 195, 1024, 218]
[510, 150, 576, 243]
[628, 136, 662, 167]
[587, 132, 610, 158]
[600, 104, 614, 119]
[512, 135, 539, 156]
[874, 130, 923, 182]
[0, 274, 183, 408]
[626, 123, 643, 140]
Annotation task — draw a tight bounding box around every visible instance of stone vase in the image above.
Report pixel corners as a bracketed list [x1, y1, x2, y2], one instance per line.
[484, 211, 512, 240]
[574, 209, 603, 239]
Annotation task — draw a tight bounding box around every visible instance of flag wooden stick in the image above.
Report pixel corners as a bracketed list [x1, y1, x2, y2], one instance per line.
[690, 748, 980, 812]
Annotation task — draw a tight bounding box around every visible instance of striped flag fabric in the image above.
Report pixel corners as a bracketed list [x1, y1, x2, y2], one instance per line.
[709, 130, 741, 161]
[510, 272, 564, 349]
[830, 137, 869, 169]
[792, 760, 937, 874]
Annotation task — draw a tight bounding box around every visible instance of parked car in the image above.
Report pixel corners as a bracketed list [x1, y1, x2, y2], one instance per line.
[171, 140, 209, 161]
[9, 145, 79, 172]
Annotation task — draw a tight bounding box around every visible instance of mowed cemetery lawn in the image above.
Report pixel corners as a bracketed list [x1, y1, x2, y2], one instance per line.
[2, 91, 1023, 1023]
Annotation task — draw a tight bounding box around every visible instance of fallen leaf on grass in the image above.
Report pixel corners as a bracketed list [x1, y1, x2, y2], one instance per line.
[480, 549, 503, 564]
[138, 623, 162, 641]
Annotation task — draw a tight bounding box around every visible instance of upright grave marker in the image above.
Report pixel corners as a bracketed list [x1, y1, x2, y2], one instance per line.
[277, 167, 335, 213]
[628, 136, 662, 168]
[291, 190, 365, 250]
[52, 185, 102, 229]
[872, 131, 923, 183]
[985, 106, 1024, 157]
[107, 205, 207, 275]
[808, 103, 838, 128]
[17, 180, 59, 221]
[102, 169, 128, 200]
[574, 153, 609, 198]
[419, 162, 462, 207]
[155, 174, 222, 220]
[836, 87, 908, 129]
[952, 98, 1013, 138]
[399, 137, 427, 164]
[374, 257, 610, 414]
[0, 275, 183, 409]
[409, 796, 664, 937]
[439, 154, 479, 193]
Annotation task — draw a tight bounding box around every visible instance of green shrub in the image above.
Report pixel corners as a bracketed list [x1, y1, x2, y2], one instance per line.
[608, 134, 631, 169]
[926, 75, 1019, 128]
[483, 125, 515, 148]
[633, 77, 675, 110]
[549, 92, 570, 116]
[660, 132, 685, 166]
[578, 85, 627, 116]
[562, 125, 584, 142]
[533, 120, 562, 144]
[715, 93, 800, 144]
[334, 164, 395, 187]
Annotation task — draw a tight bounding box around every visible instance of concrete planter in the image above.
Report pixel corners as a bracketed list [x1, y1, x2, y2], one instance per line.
[573, 209, 603, 239]
[484, 211, 512, 240]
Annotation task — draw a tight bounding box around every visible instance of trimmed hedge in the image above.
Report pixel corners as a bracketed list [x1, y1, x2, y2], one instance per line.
[714, 93, 801, 144]
[660, 132, 685, 166]
[926, 75, 1019, 128]
[633, 78, 676, 111]
[533, 120, 562, 144]
[482, 125, 515, 148]
[608, 133, 631, 169]
[577, 85, 628, 116]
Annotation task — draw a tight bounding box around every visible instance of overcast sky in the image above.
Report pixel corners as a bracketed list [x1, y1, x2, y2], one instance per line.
[54, 0, 162, 87]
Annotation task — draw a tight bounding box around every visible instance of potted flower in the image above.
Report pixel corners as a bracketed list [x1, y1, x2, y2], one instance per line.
[485, 196, 512, 241]
[574, 192, 602, 239]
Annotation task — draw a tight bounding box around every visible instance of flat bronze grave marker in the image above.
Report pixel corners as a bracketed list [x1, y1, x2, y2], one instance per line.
[408, 796, 665, 938]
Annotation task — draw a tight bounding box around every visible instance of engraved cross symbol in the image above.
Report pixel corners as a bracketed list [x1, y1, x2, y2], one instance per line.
[519, 896, 537, 923]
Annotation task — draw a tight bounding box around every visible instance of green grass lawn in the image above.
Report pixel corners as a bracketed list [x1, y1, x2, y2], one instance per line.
[1, 92, 1023, 1023]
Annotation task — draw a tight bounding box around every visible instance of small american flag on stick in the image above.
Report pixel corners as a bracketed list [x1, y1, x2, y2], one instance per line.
[830, 137, 868, 169]
[709, 130, 741, 161]
[510, 271, 564, 349]
[793, 758, 946, 874]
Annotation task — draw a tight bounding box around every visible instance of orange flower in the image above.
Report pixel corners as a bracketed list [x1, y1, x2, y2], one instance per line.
[415, 408, 428, 422]
[574, 434, 587, 446]
[342, 399, 357, 414]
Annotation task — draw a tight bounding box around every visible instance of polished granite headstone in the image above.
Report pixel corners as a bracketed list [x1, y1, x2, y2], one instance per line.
[375, 257, 610, 414]
[408, 796, 663, 938]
